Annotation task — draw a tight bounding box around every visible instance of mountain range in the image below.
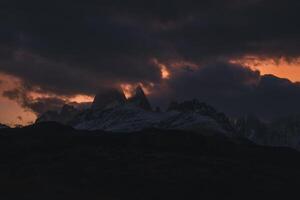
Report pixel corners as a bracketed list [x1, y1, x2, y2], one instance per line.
[36, 86, 235, 136]
[28, 86, 300, 151]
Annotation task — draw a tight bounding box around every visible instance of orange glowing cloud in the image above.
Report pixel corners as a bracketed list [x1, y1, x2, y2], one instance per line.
[0, 73, 94, 126]
[152, 58, 171, 79]
[0, 73, 36, 126]
[161, 65, 170, 79]
[68, 94, 94, 103]
[120, 83, 136, 98]
[231, 56, 300, 82]
[28, 91, 94, 104]
[152, 58, 201, 80]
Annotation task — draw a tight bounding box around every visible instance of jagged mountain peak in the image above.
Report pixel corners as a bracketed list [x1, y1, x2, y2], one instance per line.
[92, 88, 127, 110]
[135, 85, 145, 96]
[128, 85, 152, 111]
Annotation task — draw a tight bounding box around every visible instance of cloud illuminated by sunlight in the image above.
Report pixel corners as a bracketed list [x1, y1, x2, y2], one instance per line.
[28, 91, 94, 104]
[152, 58, 171, 79]
[0, 73, 94, 126]
[230, 56, 300, 82]
[121, 83, 153, 99]
[0, 73, 36, 126]
[120, 83, 136, 98]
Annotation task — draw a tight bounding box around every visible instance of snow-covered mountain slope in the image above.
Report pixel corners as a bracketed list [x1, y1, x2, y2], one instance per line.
[36, 87, 234, 136]
[72, 100, 234, 136]
[73, 105, 159, 132]
[32, 85, 300, 150]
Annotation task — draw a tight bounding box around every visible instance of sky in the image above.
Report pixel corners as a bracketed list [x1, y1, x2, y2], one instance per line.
[1, 0, 300, 126]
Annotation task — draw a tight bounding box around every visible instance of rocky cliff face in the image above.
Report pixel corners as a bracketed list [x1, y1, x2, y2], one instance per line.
[36, 105, 80, 125]
[234, 114, 300, 150]
[127, 85, 152, 111]
[267, 115, 300, 149]
[234, 115, 268, 143]
[91, 88, 126, 110]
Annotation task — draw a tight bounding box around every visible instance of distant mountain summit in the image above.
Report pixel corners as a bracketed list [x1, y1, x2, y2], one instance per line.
[91, 86, 152, 111]
[92, 88, 126, 110]
[37, 86, 152, 125]
[128, 85, 152, 111]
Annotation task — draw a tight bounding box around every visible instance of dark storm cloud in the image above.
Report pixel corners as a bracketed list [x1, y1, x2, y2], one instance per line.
[0, 1, 166, 95]
[160, 0, 300, 61]
[150, 62, 300, 120]
[1, 0, 300, 118]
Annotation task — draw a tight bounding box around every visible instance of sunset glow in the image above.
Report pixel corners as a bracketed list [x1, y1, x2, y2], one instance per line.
[231, 56, 300, 82]
[121, 83, 153, 99]
[0, 73, 36, 126]
[152, 58, 171, 79]
[0, 73, 94, 126]
[161, 65, 170, 79]
[121, 83, 136, 98]
[69, 94, 94, 103]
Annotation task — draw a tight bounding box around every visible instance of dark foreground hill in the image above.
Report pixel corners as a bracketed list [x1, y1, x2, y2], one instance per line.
[0, 122, 300, 199]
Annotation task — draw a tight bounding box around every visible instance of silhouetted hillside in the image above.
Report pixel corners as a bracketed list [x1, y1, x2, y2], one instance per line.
[0, 122, 299, 199]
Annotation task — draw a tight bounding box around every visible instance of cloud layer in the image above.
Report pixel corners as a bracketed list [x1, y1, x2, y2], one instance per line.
[150, 63, 300, 119]
[1, 0, 300, 119]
